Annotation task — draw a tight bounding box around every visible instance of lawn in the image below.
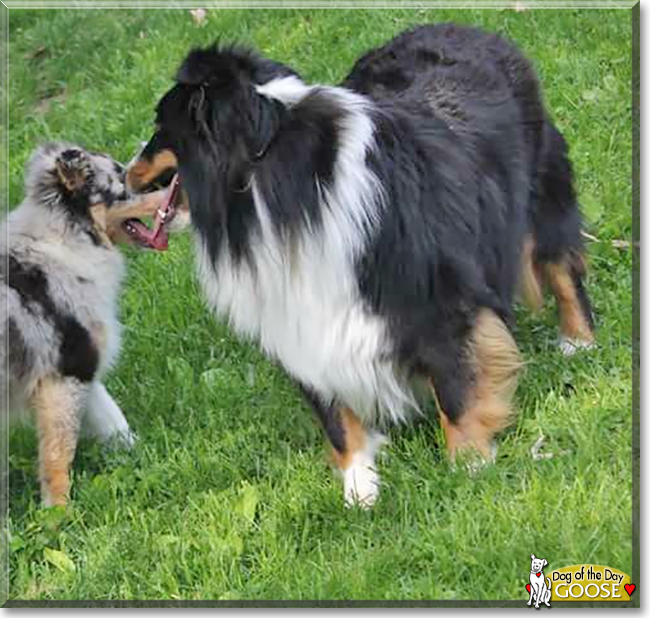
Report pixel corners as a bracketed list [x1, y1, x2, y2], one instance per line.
[4, 6, 634, 604]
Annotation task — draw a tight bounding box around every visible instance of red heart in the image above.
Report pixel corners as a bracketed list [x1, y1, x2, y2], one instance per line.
[526, 584, 531, 594]
[536, 572, 542, 578]
[624, 584, 636, 596]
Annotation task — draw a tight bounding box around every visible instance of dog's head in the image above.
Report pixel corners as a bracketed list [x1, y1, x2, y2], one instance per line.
[125, 45, 299, 253]
[25, 142, 166, 248]
[126, 45, 297, 192]
[530, 554, 548, 574]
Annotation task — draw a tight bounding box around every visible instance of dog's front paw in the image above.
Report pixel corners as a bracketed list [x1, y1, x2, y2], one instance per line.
[111, 427, 137, 449]
[343, 462, 380, 509]
[98, 426, 137, 450]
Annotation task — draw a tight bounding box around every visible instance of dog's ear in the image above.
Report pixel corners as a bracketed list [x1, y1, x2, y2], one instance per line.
[531, 554, 536, 560]
[178, 46, 223, 87]
[189, 87, 210, 136]
[543, 559, 548, 567]
[55, 149, 91, 193]
[248, 93, 286, 159]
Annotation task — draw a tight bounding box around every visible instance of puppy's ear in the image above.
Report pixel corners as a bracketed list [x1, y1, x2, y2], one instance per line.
[531, 554, 536, 560]
[55, 149, 90, 193]
[543, 559, 548, 567]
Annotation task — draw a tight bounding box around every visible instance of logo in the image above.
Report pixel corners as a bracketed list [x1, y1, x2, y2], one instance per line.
[526, 554, 552, 608]
[525, 556, 636, 605]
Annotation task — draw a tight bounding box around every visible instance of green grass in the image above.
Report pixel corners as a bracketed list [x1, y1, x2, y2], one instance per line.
[6, 8, 633, 602]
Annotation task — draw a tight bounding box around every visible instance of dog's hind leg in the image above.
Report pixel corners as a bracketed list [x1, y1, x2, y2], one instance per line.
[431, 309, 523, 468]
[545, 257, 595, 355]
[518, 234, 544, 313]
[31, 376, 88, 507]
[299, 385, 387, 508]
[82, 381, 135, 447]
[530, 123, 595, 354]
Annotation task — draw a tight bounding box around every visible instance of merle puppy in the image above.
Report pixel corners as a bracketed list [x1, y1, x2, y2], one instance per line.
[2, 142, 165, 506]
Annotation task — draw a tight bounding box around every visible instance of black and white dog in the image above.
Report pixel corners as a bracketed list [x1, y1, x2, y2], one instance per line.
[2, 142, 165, 506]
[128, 25, 593, 507]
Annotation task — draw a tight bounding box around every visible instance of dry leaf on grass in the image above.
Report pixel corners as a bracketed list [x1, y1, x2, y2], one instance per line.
[24, 45, 48, 61]
[34, 89, 66, 115]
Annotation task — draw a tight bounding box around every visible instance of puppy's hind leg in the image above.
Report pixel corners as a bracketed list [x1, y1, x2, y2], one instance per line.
[31, 376, 88, 507]
[82, 381, 135, 447]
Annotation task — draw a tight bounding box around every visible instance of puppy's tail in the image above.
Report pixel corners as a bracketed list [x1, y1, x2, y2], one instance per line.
[546, 577, 552, 591]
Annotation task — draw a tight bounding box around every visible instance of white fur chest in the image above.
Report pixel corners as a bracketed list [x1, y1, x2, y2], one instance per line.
[193, 81, 420, 424]
[195, 187, 416, 424]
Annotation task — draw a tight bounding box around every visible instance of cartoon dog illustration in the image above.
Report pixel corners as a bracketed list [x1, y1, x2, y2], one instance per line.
[528, 554, 552, 608]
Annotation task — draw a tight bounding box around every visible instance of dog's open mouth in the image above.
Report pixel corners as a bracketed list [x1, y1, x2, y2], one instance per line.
[122, 218, 170, 250]
[122, 174, 180, 251]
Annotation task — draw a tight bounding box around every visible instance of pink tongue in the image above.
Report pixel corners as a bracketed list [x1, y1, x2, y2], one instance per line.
[127, 219, 169, 251]
[148, 230, 169, 251]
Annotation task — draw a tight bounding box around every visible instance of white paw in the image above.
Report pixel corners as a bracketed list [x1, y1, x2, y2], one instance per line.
[97, 426, 137, 450]
[114, 427, 137, 449]
[343, 461, 380, 509]
[342, 432, 387, 509]
[559, 336, 595, 356]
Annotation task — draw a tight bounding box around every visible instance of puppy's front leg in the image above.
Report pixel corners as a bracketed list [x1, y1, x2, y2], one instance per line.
[31, 376, 88, 507]
[82, 381, 135, 447]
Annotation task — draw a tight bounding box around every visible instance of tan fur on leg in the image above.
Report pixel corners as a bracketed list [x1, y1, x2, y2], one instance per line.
[545, 259, 594, 345]
[518, 234, 544, 312]
[436, 309, 523, 462]
[330, 408, 367, 470]
[31, 376, 87, 507]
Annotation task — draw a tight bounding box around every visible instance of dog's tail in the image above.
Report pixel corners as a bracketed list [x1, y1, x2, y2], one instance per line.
[546, 577, 552, 592]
